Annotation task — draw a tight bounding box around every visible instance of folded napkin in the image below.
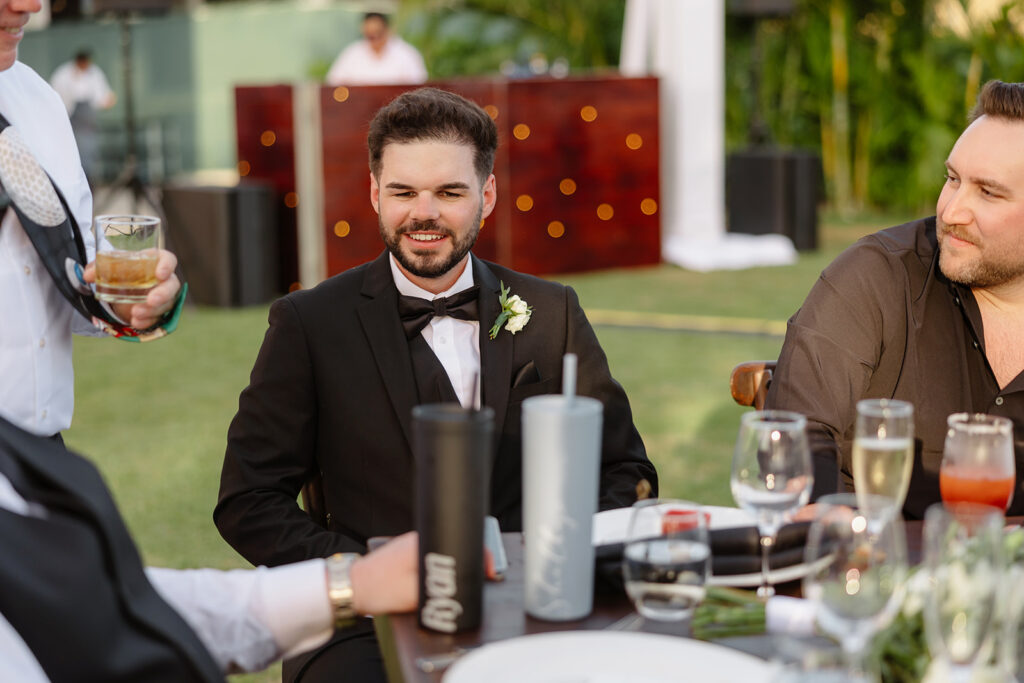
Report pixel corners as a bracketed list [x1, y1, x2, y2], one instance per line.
[594, 522, 811, 595]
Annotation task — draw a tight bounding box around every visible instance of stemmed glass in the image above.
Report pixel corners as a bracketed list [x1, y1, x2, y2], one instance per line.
[923, 502, 1004, 683]
[621, 499, 711, 623]
[940, 413, 1016, 511]
[803, 493, 909, 682]
[851, 399, 914, 529]
[730, 410, 813, 598]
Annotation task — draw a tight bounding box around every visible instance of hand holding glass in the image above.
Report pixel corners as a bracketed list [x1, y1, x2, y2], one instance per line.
[730, 410, 813, 598]
[622, 499, 710, 622]
[92, 214, 162, 303]
[940, 413, 1015, 511]
[852, 399, 914, 527]
[803, 493, 908, 682]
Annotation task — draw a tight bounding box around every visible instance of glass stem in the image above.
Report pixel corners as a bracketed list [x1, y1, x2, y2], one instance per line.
[758, 532, 776, 598]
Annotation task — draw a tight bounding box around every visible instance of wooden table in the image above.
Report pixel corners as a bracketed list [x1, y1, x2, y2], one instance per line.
[375, 522, 929, 683]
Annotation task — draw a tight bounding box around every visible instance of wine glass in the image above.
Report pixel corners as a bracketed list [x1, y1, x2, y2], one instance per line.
[730, 410, 813, 598]
[621, 499, 711, 622]
[803, 493, 909, 682]
[852, 399, 914, 529]
[940, 413, 1016, 511]
[923, 501, 1004, 683]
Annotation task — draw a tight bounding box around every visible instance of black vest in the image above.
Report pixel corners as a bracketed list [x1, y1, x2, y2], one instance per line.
[0, 417, 224, 683]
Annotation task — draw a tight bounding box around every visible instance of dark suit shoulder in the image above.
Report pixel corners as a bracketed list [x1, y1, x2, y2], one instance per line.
[276, 259, 378, 316]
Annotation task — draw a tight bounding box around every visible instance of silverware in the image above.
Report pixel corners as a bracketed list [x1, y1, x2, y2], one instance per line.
[415, 646, 478, 673]
[603, 612, 644, 632]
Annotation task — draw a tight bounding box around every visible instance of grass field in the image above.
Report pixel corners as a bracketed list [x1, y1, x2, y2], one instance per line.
[66, 211, 911, 681]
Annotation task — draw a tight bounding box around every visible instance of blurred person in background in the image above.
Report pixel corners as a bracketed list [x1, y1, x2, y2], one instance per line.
[50, 48, 116, 187]
[325, 11, 427, 86]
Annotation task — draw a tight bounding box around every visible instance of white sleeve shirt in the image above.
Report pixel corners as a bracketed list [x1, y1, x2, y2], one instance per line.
[0, 61, 101, 436]
[0, 471, 335, 679]
[325, 36, 428, 86]
[389, 254, 481, 409]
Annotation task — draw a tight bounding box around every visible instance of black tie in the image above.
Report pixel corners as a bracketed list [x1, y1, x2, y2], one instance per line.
[398, 285, 480, 339]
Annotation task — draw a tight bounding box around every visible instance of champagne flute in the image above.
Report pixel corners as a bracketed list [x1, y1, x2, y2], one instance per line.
[852, 399, 914, 529]
[730, 410, 813, 598]
[621, 499, 711, 622]
[803, 493, 908, 682]
[940, 413, 1016, 511]
[923, 502, 1003, 683]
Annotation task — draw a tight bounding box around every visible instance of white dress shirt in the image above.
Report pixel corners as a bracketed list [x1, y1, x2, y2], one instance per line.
[0, 61, 102, 436]
[325, 35, 428, 86]
[0, 471, 335, 679]
[390, 254, 481, 409]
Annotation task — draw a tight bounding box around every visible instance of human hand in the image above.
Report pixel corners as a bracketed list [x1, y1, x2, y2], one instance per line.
[351, 531, 500, 616]
[83, 248, 181, 329]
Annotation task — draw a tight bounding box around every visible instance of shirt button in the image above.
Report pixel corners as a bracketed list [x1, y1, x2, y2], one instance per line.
[438, 337, 447, 344]
[39, 338, 45, 348]
[24, 265, 30, 275]
[995, 396, 1005, 406]
[41, 410, 47, 419]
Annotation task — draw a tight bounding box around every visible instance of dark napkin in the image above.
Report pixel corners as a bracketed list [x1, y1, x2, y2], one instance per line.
[594, 522, 811, 595]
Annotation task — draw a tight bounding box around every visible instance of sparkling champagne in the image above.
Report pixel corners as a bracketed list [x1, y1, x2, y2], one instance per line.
[852, 436, 913, 518]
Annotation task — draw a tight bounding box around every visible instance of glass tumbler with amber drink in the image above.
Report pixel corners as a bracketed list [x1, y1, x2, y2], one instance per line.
[92, 215, 161, 303]
[940, 413, 1015, 511]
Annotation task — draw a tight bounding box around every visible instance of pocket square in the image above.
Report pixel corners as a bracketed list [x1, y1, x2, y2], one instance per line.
[511, 360, 541, 388]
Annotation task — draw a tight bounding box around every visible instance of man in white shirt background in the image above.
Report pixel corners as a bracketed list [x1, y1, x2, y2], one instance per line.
[49, 48, 116, 187]
[325, 11, 428, 86]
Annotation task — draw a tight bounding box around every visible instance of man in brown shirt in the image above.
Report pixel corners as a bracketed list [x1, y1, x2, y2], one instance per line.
[766, 80, 1024, 519]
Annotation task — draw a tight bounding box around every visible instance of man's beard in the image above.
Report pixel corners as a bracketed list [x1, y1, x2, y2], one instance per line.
[938, 221, 1024, 288]
[380, 213, 481, 280]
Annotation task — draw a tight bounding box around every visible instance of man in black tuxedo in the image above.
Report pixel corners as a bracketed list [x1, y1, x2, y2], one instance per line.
[214, 87, 657, 682]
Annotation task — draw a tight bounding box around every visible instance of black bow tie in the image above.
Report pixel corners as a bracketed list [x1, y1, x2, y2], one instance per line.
[397, 286, 480, 339]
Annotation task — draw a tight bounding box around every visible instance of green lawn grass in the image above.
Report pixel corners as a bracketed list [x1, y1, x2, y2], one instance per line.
[66, 211, 912, 681]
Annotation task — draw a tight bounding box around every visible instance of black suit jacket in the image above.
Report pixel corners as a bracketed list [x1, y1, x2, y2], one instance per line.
[0, 417, 224, 683]
[215, 252, 656, 566]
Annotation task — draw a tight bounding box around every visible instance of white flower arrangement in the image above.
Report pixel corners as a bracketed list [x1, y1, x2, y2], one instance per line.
[489, 281, 532, 339]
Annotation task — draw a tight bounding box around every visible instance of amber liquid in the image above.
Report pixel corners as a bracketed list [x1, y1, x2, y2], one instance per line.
[940, 466, 1015, 510]
[95, 251, 158, 303]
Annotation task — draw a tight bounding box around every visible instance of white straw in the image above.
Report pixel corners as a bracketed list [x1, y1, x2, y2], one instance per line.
[562, 353, 577, 399]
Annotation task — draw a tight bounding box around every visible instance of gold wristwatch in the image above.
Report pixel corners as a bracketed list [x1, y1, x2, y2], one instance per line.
[325, 553, 359, 629]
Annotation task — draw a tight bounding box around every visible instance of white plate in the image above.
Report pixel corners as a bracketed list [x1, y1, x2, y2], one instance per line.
[592, 506, 816, 588]
[591, 505, 754, 546]
[444, 631, 771, 683]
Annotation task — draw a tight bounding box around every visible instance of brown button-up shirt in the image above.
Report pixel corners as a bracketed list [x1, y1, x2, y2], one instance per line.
[765, 217, 1024, 519]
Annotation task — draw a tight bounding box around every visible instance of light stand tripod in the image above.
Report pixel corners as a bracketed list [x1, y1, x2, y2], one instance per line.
[95, 11, 166, 223]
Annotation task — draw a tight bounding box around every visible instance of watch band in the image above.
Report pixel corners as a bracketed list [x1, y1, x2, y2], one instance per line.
[325, 552, 359, 629]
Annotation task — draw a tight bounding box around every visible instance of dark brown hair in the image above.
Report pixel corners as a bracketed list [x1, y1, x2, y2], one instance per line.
[968, 80, 1024, 123]
[367, 87, 498, 182]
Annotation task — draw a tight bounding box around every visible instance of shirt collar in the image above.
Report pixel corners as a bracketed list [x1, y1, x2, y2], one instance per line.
[388, 253, 475, 300]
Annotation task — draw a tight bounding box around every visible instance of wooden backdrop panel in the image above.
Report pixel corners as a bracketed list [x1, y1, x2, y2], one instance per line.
[234, 84, 299, 291]
[236, 77, 660, 284]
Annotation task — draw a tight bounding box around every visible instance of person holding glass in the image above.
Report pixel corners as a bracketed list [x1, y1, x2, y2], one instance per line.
[765, 79, 1024, 519]
[0, 0, 184, 444]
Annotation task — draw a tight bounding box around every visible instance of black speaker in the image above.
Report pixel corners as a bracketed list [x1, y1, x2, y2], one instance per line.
[727, 0, 796, 16]
[726, 149, 821, 251]
[162, 181, 280, 307]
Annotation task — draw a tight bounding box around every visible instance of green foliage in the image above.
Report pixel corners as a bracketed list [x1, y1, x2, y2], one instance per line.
[399, 0, 626, 78]
[726, 0, 1024, 212]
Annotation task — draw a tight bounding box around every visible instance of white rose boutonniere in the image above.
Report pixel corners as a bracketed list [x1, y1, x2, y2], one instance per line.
[489, 281, 532, 339]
